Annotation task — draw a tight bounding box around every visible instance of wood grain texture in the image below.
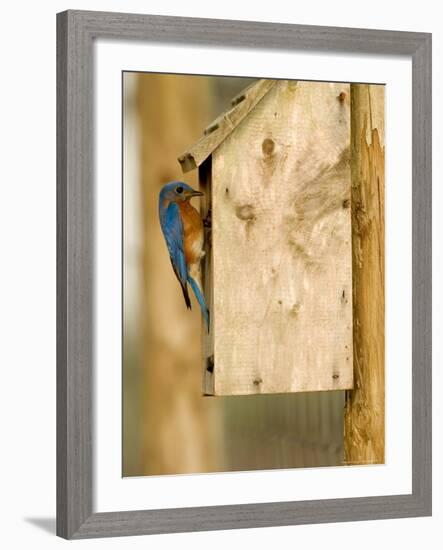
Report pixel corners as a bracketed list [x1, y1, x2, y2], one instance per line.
[72, 493, 426, 538]
[411, 37, 432, 505]
[208, 80, 353, 395]
[57, 11, 93, 539]
[64, 9, 429, 55]
[57, 10, 431, 538]
[178, 79, 277, 172]
[344, 84, 385, 465]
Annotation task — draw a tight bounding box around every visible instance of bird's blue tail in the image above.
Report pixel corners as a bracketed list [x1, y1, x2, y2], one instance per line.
[188, 276, 210, 332]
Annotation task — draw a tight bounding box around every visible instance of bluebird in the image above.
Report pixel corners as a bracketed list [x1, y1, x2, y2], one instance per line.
[158, 181, 210, 331]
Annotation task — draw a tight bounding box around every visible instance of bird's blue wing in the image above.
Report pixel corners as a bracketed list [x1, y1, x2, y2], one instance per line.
[163, 202, 187, 283]
[161, 202, 192, 309]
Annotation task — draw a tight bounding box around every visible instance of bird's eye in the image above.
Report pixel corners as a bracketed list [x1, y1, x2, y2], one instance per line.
[176, 186, 183, 194]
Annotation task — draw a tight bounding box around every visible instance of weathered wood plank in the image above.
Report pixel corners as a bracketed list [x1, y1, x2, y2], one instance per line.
[178, 79, 277, 173]
[344, 84, 385, 465]
[208, 80, 353, 395]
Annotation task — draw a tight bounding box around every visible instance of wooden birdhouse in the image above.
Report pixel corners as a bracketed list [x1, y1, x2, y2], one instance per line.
[178, 79, 354, 396]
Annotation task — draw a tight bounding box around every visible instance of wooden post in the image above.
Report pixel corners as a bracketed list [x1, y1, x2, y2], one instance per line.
[344, 84, 385, 465]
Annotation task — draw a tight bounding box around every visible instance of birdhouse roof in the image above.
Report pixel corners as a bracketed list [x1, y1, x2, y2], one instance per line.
[177, 78, 277, 173]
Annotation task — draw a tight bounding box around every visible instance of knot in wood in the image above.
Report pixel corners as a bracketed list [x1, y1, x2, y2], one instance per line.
[262, 138, 275, 157]
[235, 204, 255, 221]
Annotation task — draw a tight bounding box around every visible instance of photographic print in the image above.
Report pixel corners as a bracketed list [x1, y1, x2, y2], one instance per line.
[123, 73, 385, 477]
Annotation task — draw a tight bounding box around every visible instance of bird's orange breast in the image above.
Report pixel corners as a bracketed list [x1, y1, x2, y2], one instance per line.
[178, 200, 204, 265]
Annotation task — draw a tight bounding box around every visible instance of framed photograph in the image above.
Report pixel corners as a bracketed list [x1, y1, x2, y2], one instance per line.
[57, 10, 431, 539]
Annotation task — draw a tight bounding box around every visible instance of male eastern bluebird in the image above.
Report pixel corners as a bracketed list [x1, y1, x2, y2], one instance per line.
[158, 181, 210, 331]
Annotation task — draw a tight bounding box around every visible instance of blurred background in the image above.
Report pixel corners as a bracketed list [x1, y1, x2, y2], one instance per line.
[123, 72, 345, 477]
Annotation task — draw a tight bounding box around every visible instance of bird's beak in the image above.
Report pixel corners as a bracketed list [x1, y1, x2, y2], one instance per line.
[188, 190, 204, 197]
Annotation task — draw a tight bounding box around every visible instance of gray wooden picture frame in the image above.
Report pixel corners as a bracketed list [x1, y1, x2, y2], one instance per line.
[57, 9, 432, 539]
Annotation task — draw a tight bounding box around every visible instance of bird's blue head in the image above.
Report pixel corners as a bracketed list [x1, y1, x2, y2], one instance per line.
[159, 181, 203, 207]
